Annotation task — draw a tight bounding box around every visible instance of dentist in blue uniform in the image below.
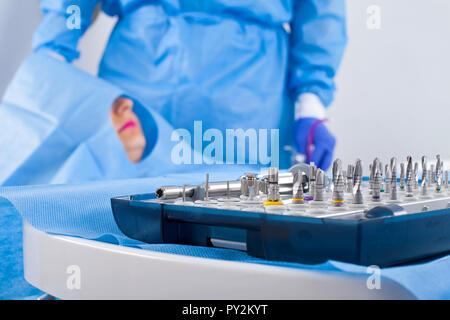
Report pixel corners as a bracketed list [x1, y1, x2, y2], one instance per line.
[0, 0, 347, 185]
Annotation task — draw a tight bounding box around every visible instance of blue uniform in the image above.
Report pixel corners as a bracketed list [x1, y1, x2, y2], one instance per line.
[0, 0, 347, 185]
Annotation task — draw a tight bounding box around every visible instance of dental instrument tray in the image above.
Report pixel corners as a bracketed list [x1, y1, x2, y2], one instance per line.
[111, 159, 450, 267]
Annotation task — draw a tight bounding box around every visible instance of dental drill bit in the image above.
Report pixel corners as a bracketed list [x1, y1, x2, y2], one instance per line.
[445, 170, 449, 189]
[369, 159, 378, 195]
[352, 160, 364, 205]
[332, 171, 345, 207]
[342, 170, 347, 191]
[309, 163, 317, 199]
[175, 183, 194, 205]
[390, 158, 398, 201]
[371, 158, 381, 192]
[292, 170, 305, 204]
[414, 162, 419, 189]
[369, 163, 374, 195]
[205, 173, 210, 201]
[264, 167, 282, 205]
[332, 159, 342, 190]
[353, 159, 363, 185]
[378, 160, 384, 192]
[435, 155, 442, 193]
[194, 173, 218, 205]
[372, 166, 382, 202]
[421, 156, 428, 196]
[352, 181, 364, 205]
[390, 157, 397, 177]
[246, 173, 258, 201]
[346, 164, 354, 193]
[405, 156, 414, 197]
[314, 169, 325, 202]
[427, 170, 431, 187]
[384, 165, 391, 194]
[399, 163, 405, 191]
[430, 164, 435, 185]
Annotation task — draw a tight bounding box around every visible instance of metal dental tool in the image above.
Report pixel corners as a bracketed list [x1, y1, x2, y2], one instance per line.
[435, 155, 442, 193]
[390, 157, 398, 201]
[246, 173, 258, 200]
[264, 167, 282, 205]
[430, 164, 435, 185]
[157, 168, 305, 201]
[205, 173, 210, 201]
[405, 156, 414, 197]
[332, 171, 345, 207]
[445, 170, 449, 189]
[332, 159, 342, 190]
[371, 158, 381, 190]
[421, 156, 428, 197]
[194, 173, 218, 205]
[314, 169, 325, 202]
[353, 159, 362, 185]
[378, 160, 384, 192]
[372, 166, 382, 202]
[384, 165, 391, 194]
[309, 163, 317, 199]
[399, 163, 405, 191]
[352, 160, 364, 205]
[414, 162, 419, 189]
[427, 170, 431, 187]
[346, 164, 354, 193]
[240, 173, 258, 199]
[292, 170, 305, 204]
[390, 157, 397, 177]
[352, 181, 364, 205]
[369, 163, 374, 195]
[342, 170, 347, 192]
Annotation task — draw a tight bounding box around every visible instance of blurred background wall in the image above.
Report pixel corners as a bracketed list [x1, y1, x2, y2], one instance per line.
[1, 0, 450, 167]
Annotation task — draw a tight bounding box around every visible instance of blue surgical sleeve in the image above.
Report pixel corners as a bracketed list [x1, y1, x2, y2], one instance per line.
[33, 0, 119, 62]
[289, 0, 347, 107]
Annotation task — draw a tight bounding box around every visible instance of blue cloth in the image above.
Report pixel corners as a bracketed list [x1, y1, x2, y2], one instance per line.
[34, 0, 347, 106]
[0, 0, 348, 186]
[0, 199, 43, 300]
[1, 170, 450, 299]
[0, 52, 218, 186]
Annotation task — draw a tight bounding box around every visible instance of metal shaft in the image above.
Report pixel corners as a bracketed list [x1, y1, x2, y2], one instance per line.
[314, 170, 325, 201]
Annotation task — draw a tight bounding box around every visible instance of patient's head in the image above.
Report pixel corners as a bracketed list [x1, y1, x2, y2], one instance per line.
[110, 97, 146, 163]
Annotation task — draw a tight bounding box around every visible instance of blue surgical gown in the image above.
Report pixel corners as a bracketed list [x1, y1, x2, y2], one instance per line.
[0, 0, 347, 185]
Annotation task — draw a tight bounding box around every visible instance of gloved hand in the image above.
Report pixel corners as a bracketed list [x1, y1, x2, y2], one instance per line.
[294, 117, 336, 171]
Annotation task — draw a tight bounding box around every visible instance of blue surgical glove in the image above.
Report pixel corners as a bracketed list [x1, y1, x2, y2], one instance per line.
[293, 94, 336, 171]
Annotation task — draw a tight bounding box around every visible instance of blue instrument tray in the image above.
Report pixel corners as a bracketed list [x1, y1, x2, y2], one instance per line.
[111, 192, 450, 267]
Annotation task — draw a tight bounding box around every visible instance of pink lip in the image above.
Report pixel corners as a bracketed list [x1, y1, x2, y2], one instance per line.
[118, 120, 137, 133]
